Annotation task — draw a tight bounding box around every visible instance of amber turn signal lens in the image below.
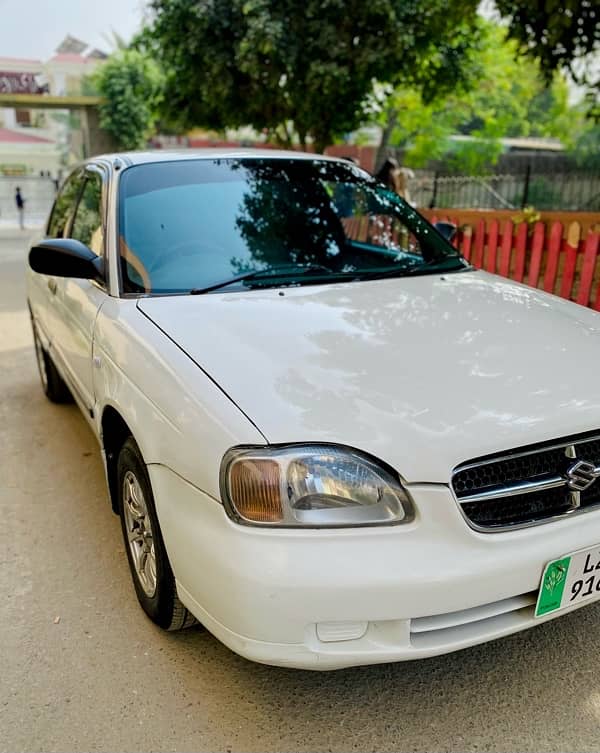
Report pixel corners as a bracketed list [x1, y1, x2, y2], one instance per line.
[228, 459, 283, 522]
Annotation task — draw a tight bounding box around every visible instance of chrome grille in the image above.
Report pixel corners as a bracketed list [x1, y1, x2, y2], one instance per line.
[452, 431, 600, 531]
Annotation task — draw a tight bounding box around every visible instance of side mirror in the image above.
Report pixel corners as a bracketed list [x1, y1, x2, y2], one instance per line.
[434, 221, 457, 243]
[29, 238, 104, 281]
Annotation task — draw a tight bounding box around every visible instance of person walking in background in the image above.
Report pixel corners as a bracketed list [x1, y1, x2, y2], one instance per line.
[375, 158, 413, 204]
[15, 187, 25, 230]
[376, 158, 402, 193]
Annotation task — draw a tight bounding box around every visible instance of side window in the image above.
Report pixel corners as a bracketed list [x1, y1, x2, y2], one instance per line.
[47, 171, 84, 238]
[70, 172, 104, 257]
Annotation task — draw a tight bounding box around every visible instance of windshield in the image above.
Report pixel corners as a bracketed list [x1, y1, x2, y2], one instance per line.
[118, 158, 467, 295]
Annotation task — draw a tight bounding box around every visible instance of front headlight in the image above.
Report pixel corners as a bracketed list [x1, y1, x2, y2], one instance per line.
[220, 444, 414, 528]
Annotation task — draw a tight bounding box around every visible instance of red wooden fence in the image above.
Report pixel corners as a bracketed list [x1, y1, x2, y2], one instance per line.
[432, 215, 600, 311]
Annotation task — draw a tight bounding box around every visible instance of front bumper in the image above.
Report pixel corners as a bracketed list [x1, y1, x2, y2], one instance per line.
[149, 465, 600, 670]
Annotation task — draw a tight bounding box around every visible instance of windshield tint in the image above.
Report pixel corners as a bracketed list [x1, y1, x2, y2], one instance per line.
[118, 158, 466, 294]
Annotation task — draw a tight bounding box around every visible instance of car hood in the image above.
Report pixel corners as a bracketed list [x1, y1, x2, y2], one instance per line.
[138, 271, 600, 483]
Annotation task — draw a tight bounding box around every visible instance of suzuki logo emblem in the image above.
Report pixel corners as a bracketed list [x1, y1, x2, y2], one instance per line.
[565, 445, 600, 508]
[566, 459, 600, 491]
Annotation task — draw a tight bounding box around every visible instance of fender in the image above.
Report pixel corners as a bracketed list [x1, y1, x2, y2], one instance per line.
[92, 297, 265, 501]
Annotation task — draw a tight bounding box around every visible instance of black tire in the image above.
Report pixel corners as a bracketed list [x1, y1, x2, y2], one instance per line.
[117, 437, 197, 631]
[31, 317, 72, 403]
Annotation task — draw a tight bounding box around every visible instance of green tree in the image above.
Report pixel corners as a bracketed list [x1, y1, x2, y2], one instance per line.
[569, 116, 600, 170]
[495, 0, 599, 112]
[377, 21, 577, 172]
[93, 50, 164, 150]
[140, 0, 482, 153]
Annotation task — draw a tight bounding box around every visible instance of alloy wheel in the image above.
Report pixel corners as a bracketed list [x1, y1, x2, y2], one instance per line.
[122, 470, 157, 597]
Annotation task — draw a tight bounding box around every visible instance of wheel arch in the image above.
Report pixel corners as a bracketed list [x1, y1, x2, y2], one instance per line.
[101, 405, 134, 513]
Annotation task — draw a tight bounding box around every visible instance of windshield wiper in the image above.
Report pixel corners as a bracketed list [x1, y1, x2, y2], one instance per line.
[359, 257, 468, 282]
[189, 264, 332, 295]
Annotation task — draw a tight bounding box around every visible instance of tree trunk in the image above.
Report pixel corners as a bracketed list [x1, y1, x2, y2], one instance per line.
[273, 122, 294, 149]
[281, 120, 294, 148]
[312, 132, 330, 156]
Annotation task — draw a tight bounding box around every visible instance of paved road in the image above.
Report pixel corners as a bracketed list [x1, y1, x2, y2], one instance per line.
[2, 233, 600, 753]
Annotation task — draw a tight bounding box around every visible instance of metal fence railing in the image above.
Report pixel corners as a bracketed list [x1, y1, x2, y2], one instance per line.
[411, 170, 600, 212]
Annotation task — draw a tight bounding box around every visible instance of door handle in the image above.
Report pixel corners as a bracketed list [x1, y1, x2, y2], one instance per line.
[47, 278, 57, 295]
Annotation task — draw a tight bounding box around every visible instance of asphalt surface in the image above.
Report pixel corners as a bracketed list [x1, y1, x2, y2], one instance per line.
[2, 232, 600, 753]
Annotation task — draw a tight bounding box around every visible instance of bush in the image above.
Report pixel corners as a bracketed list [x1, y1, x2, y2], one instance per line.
[93, 50, 163, 150]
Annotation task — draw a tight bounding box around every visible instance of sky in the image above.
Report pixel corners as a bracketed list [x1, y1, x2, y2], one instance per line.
[0, 0, 145, 60]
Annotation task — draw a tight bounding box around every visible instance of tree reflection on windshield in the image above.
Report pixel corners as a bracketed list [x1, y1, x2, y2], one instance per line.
[232, 162, 345, 275]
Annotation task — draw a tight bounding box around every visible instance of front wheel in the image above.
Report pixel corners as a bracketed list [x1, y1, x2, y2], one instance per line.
[117, 437, 197, 631]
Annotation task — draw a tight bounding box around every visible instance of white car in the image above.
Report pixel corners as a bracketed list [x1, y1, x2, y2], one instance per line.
[27, 150, 600, 670]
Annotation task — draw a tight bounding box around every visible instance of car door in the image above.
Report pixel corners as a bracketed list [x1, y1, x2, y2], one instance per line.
[29, 170, 85, 351]
[53, 165, 109, 417]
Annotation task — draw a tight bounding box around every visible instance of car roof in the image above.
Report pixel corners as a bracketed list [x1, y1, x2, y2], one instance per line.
[92, 147, 351, 169]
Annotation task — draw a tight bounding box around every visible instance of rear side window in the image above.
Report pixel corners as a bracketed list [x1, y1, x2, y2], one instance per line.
[70, 173, 104, 257]
[47, 171, 84, 238]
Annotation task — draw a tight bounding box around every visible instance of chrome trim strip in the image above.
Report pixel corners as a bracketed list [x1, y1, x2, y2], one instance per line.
[452, 433, 600, 476]
[459, 475, 566, 503]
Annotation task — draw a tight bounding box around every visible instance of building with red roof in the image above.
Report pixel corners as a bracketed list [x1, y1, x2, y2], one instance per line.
[0, 36, 106, 176]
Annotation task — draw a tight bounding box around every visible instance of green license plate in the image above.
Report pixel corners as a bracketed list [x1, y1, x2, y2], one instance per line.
[536, 545, 600, 617]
